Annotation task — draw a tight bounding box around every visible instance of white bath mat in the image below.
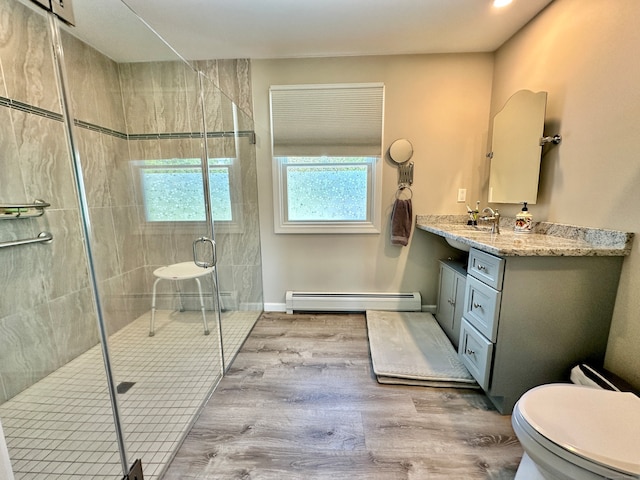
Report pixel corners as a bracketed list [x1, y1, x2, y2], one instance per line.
[366, 310, 478, 388]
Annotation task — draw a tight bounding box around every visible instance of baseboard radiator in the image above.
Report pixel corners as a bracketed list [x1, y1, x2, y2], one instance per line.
[285, 291, 422, 314]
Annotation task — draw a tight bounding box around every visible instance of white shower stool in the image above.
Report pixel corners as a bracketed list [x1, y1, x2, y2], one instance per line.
[149, 262, 215, 337]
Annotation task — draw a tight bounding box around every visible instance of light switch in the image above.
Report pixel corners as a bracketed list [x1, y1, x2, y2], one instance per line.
[457, 189, 467, 203]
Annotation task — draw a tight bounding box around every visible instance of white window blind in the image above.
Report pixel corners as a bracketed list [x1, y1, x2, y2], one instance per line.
[270, 83, 384, 157]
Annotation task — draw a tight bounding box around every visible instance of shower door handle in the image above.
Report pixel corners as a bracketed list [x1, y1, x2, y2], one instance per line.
[193, 236, 217, 268]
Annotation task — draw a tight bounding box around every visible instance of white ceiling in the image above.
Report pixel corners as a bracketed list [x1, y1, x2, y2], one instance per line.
[64, 0, 553, 63]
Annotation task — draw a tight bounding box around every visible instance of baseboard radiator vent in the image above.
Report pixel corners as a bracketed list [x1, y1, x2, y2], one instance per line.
[285, 291, 421, 314]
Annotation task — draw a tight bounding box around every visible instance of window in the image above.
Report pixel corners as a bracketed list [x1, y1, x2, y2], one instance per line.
[270, 83, 384, 234]
[135, 157, 242, 232]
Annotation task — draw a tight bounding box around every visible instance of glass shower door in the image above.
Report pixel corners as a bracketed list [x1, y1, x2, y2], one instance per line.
[199, 71, 264, 369]
[55, 1, 225, 477]
[1, 0, 261, 477]
[0, 1, 126, 478]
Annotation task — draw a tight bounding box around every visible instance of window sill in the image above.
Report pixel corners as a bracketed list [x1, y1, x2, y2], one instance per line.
[275, 222, 380, 235]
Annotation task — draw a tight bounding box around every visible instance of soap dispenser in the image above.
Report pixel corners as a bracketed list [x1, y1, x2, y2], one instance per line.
[514, 202, 533, 234]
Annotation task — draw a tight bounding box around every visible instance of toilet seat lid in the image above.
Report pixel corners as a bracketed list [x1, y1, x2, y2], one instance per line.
[517, 384, 640, 476]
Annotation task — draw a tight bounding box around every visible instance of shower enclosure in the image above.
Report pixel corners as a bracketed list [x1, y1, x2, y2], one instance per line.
[0, 0, 263, 478]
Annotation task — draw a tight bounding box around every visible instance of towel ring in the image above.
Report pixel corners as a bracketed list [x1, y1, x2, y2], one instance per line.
[396, 186, 413, 200]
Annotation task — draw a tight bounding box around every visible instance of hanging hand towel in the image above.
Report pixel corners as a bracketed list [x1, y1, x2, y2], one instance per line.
[390, 198, 412, 246]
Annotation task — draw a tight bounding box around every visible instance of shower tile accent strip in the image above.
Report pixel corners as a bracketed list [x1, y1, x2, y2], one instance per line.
[0, 95, 255, 141]
[73, 118, 128, 139]
[127, 130, 256, 141]
[0, 95, 64, 122]
[0, 310, 259, 480]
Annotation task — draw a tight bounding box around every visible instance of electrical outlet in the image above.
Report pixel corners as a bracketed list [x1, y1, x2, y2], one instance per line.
[457, 188, 467, 202]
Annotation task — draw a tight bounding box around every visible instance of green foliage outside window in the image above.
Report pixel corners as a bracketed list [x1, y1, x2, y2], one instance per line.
[139, 159, 233, 222]
[282, 157, 373, 222]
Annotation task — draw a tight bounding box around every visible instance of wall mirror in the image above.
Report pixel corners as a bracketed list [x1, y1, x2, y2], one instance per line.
[389, 138, 414, 164]
[488, 90, 547, 204]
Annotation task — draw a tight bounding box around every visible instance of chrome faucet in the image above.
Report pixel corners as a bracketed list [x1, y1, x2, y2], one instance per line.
[480, 207, 500, 234]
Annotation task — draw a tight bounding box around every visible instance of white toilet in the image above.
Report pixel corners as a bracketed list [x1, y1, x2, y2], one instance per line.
[512, 383, 640, 480]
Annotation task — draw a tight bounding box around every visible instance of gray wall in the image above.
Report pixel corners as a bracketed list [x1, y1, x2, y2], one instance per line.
[251, 54, 494, 310]
[490, 0, 640, 389]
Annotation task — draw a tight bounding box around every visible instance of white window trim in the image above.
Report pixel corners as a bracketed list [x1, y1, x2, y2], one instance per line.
[132, 158, 245, 235]
[272, 157, 382, 234]
[270, 83, 384, 234]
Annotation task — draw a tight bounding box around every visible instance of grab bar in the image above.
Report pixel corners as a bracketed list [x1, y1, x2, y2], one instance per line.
[1, 199, 51, 219]
[0, 231, 53, 249]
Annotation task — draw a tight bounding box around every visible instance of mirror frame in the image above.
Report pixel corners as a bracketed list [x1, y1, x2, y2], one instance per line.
[388, 138, 413, 164]
[488, 90, 547, 204]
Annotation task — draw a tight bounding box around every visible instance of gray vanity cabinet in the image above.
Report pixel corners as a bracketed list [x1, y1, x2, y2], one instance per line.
[459, 248, 623, 414]
[435, 260, 467, 349]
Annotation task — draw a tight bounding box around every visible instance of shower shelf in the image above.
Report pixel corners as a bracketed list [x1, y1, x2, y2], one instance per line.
[1, 199, 50, 219]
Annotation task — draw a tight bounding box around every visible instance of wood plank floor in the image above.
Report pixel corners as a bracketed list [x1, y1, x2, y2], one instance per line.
[163, 312, 523, 479]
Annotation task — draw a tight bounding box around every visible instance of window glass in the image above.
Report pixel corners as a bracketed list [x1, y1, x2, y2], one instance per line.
[281, 157, 372, 222]
[137, 158, 233, 222]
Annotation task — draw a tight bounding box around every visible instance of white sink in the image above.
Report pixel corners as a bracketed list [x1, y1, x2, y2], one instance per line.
[445, 237, 471, 252]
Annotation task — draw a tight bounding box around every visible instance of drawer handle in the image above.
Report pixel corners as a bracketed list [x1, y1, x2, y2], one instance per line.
[473, 302, 482, 309]
[476, 264, 487, 271]
[466, 348, 475, 356]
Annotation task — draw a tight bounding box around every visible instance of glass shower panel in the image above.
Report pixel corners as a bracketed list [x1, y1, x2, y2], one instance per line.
[199, 72, 264, 368]
[58, 1, 225, 477]
[0, 0, 122, 478]
[1, 0, 263, 477]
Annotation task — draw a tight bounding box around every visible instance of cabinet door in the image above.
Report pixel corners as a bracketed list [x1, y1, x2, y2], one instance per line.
[451, 273, 466, 347]
[436, 263, 456, 336]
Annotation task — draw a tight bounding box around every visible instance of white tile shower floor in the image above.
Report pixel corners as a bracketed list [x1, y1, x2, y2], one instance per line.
[0, 309, 260, 480]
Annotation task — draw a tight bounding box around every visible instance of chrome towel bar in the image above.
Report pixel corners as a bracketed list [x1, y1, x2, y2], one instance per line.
[0, 199, 50, 219]
[0, 231, 53, 249]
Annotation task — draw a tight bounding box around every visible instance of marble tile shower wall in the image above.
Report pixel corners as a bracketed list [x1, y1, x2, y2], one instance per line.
[0, 0, 99, 404]
[196, 59, 253, 118]
[222, 139, 263, 311]
[60, 31, 150, 337]
[0, 0, 262, 404]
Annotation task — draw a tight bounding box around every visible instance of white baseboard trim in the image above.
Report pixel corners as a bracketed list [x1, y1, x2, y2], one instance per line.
[264, 303, 287, 312]
[422, 304, 437, 314]
[265, 302, 435, 314]
[285, 291, 421, 314]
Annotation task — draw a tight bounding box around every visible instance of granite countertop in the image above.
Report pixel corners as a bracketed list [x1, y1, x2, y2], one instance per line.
[415, 215, 634, 257]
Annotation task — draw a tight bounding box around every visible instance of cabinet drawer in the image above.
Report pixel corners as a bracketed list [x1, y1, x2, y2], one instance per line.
[459, 319, 493, 390]
[463, 275, 501, 342]
[467, 249, 504, 290]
